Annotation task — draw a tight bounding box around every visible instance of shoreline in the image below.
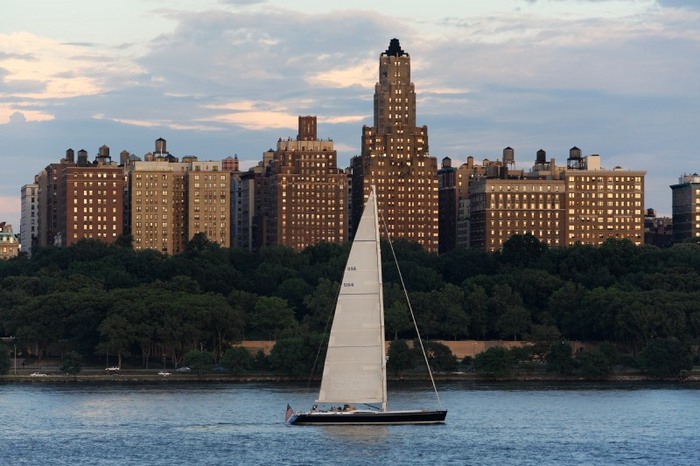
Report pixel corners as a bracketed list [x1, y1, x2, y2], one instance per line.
[3, 372, 699, 385]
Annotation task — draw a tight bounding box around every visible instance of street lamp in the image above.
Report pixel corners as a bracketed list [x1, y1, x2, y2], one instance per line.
[10, 336, 16, 375]
[7, 336, 16, 375]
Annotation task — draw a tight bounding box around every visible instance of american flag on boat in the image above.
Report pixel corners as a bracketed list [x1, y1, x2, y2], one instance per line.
[285, 404, 294, 422]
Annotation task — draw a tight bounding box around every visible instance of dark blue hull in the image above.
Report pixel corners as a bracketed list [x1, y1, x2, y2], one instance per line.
[287, 409, 447, 425]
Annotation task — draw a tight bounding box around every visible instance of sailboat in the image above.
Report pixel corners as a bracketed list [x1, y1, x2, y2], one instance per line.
[286, 186, 447, 425]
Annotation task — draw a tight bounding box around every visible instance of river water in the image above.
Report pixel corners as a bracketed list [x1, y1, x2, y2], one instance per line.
[0, 381, 698, 465]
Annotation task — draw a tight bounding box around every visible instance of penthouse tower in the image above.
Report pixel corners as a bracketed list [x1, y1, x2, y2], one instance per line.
[266, 116, 347, 251]
[351, 38, 438, 251]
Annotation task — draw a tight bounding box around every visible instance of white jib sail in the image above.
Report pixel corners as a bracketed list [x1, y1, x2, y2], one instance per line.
[317, 187, 387, 408]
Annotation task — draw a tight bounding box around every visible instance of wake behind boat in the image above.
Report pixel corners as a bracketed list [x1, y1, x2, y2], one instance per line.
[286, 186, 446, 426]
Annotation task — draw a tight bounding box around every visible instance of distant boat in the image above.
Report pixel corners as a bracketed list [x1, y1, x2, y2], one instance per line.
[286, 186, 447, 425]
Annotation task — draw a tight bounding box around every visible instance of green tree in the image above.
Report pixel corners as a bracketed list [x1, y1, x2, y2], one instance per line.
[221, 347, 254, 374]
[408, 292, 440, 339]
[159, 297, 208, 367]
[0, 345, 10, 375]
[689, 311, 700, 362]
[576, 350, 612, 378]
[253, 262, 299, 296]
[387, 340, 415, 375]
[433, 284, 469, 340]
[207, 304, 245, 360]
[508, 345, 534, 367]
[185, 232, 213, 253]
[384, 259, 444, 293]
[473, 347, 513, 377]
[579, 287, 625, 342]
[638, 338, 693, 378]
[529, 324, 562, 360]
[6, 293, 71, 359]
[275, 277, 313, 317]
[509, 269, 563, 316]
[464, 285, 489, 339]
[616, 300, 660, 353]
[501, 233, 547, 267]
[547, 282, 586, 339]
[442, 247, 498, 285]
[495, 305, 531, 341]
[97, 313, 132, 368]
[487, 284, 526, 340]
[417, 340, 457, 372]
[301, 278, 338, 333]
[60, 351, 83, 378]
[114, 233, 133, 249]
[249, 297, 297, 340]
[385, 301, 412, 340]
[268, 337, 320, 376]
[65, 288, 110, 358]
[183, 349, 214, 375]
[545, 341, 574, 375]
[598, 342, 620, 366]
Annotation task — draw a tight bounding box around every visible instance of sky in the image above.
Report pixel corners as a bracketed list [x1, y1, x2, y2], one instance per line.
[2, 0, 699, 230]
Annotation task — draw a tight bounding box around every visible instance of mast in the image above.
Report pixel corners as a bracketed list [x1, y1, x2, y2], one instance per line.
[373, 186, 388, 412]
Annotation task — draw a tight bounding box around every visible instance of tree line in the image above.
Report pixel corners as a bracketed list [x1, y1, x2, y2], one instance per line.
[1, 233, 699, 376]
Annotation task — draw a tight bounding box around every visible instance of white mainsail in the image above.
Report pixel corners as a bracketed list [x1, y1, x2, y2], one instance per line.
[317, 187, 387, 410]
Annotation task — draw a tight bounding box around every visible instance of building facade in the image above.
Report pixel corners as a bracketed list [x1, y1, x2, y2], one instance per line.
[467, 149, 644, 251]
[644, 209, 673, 247]
[470, 177, 566, 251]
[187, 160, 231, 248]
[130, 160, 188, 254]
[129, 139, 232, 254]
[223, 155, 241, 248]
[235, 171, 257, 251]
[445, 149, 523, 251]
[670, 173, 700, 243]
[437, 157, 458, 253]
[266, 116, 347, 251]
[236, 152, 273, 251]
[0, 222, 19, 259]
[351, 38, 438, 252]
[62, 145, 125, 246]
[34, 147, 126, 247]
[20, 178, 39, 255]
[564, 154, 645, 246]
[37, 153, 73, 247]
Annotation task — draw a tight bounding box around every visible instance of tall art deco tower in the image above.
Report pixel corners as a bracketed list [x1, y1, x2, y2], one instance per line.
[351, 38, 438, 251]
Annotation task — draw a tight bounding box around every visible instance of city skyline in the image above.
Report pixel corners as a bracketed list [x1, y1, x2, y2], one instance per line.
[2, 0, 699, 229]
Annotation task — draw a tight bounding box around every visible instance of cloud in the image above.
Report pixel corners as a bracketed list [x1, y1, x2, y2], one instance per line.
[656, 0, 700, 8]
[0, 51, 36, 60]
[0, 32, 104, 99]
[218, 0, 267, 5]
[307, 61, 376, 88]
[1, 1, 699, 221]
[204, 109, 299, 131]
[53, 8, 401, 135]
[93, 113, 224, 132]
[0, 104, 54, 124]
[0, 31, 148, 131]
